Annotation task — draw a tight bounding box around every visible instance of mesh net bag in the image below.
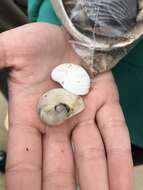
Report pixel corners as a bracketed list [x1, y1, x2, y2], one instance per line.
[66, 0, 137, 38]
[51, 0, 143, 75]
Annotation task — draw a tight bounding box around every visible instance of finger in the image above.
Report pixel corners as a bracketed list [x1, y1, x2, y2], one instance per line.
[72, 120, 109, 190]
[0, 35, 6, 69]
[97, 100, 133, 190]
[43, 127, 76, 190]
[6, 125, 42, 190]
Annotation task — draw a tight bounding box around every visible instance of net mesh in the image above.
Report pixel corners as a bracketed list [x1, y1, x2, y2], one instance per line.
[64, 0, 137, 38]
[63, 0, 138, 74]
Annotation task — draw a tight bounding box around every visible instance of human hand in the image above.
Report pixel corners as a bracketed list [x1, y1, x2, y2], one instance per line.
[0, 23, 133, 190]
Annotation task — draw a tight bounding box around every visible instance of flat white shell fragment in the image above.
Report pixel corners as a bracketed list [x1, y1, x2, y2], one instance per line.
[51, 63, 91, 95]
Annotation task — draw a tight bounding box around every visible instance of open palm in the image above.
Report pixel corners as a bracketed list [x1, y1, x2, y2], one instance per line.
[0, 23, 133, 190]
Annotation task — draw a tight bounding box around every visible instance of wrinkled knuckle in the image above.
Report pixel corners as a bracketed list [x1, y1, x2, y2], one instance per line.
[46, 131, 69, 143]
[44, 171, 74, 187]
[102, 125, 132, 151]
[101, 119, 126, 130]
[6, 162, 41, 173]
[77, 147, 105, 161]
[107, 147, 132, 156]
[73, 119, 95, 136]
[79, 119, 95, 126]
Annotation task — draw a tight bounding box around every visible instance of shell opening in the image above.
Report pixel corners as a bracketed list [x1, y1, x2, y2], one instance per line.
[55, 103, 70, 113]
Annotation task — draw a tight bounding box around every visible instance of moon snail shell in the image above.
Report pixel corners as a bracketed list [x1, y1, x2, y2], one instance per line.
[37, 88, 85, 126]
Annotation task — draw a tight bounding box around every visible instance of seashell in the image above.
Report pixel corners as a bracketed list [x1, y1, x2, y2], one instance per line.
[51, 63, 91, 95]
[37, 88, 85, 126]
[51, 0, 143, 74]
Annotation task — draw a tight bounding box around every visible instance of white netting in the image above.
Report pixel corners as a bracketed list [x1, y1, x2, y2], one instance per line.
[62, 0, 138, 74]
[66, 0, 137, 38]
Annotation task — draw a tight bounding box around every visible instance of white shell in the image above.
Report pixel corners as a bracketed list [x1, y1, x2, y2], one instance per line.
[37, 88, 85, 126]
[51, 63, 91, 95]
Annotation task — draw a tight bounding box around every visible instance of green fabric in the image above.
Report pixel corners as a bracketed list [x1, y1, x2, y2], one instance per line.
[28, 0, 143, 148]
[28, 0, 61, 24]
